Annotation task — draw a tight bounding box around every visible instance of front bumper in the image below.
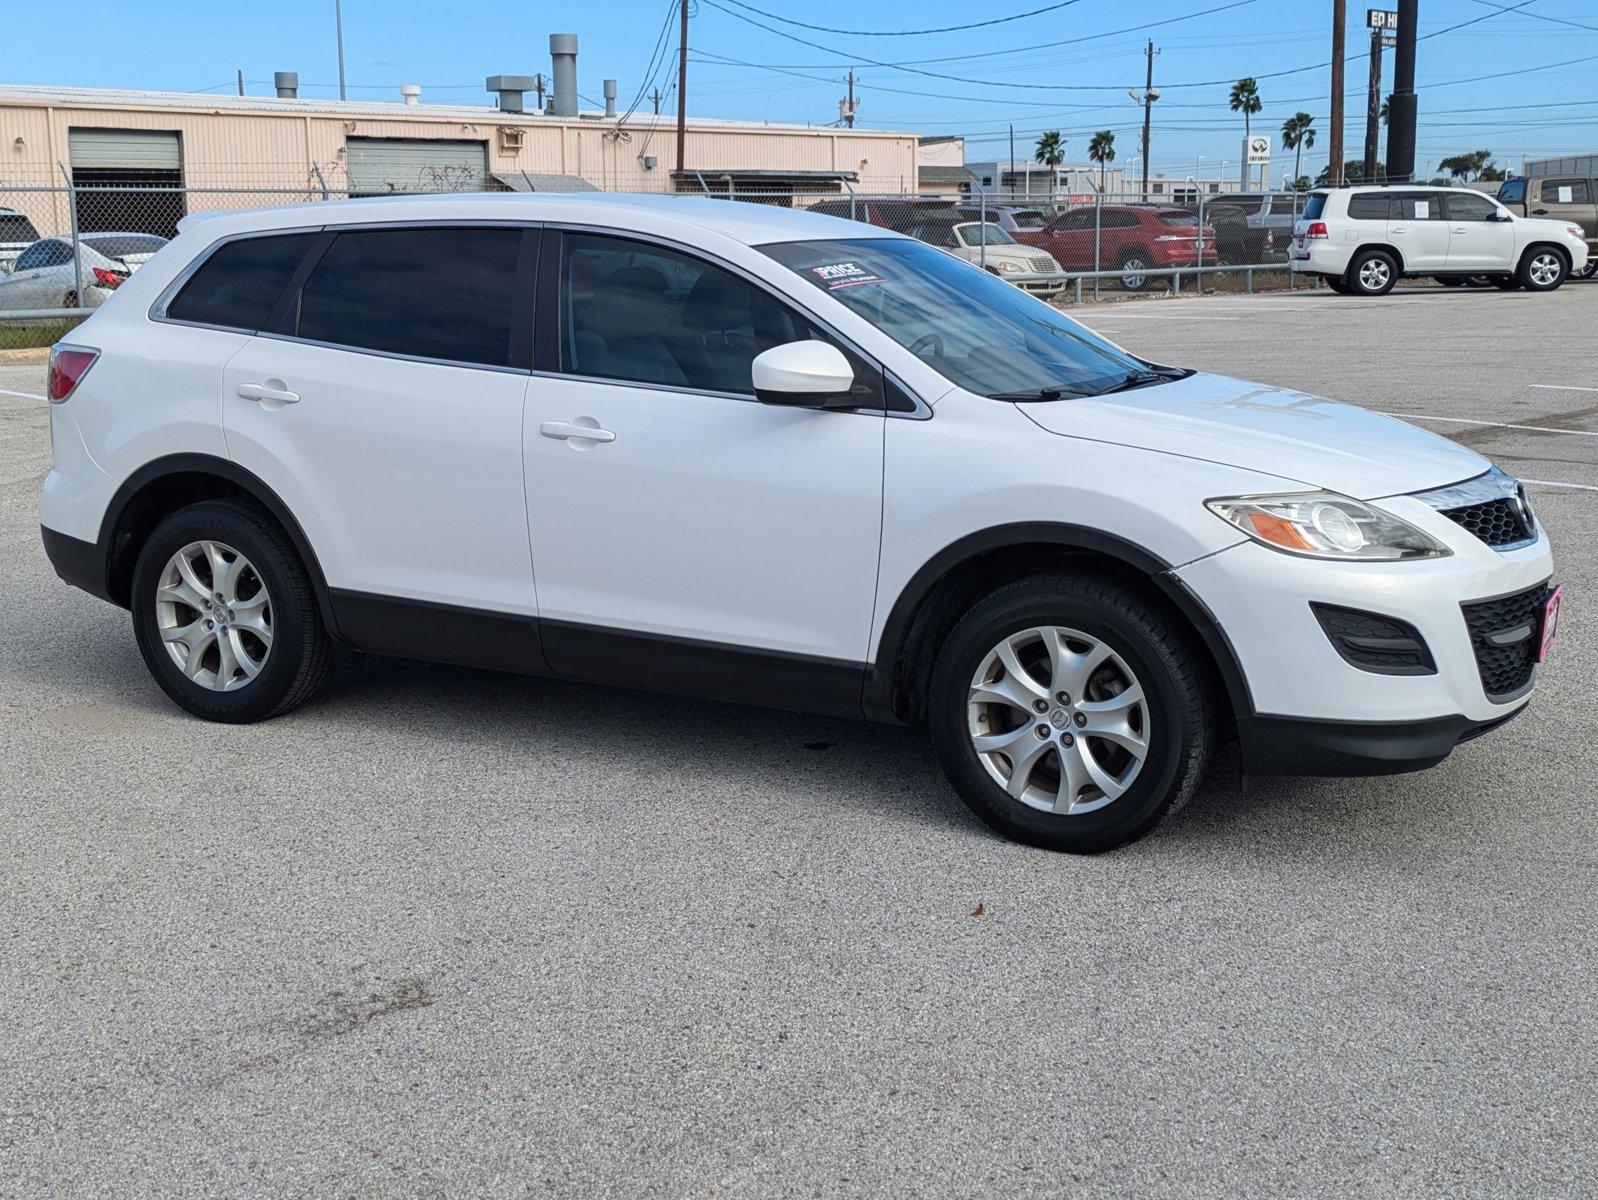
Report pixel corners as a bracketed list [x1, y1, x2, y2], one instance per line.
[1174, 498, 1555, 774]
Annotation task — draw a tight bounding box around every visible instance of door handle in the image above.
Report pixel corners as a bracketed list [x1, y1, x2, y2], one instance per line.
[237, 383, 300, 405]
[1532, 208, 1548, 215]
[540, 419, 615, 443]
[1391, 225, 1408, 233]
[1452, 226, 1468, 234]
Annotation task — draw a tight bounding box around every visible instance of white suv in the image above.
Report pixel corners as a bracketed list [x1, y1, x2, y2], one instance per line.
[39, 194, 1561, 852]
[1291, 184, 1589, 295]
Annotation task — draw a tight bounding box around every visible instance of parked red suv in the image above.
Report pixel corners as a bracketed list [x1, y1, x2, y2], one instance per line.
[1012, 205, 1214, 290]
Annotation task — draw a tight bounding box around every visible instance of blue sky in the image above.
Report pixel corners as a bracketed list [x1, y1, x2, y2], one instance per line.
[8, 0, 1598, 178]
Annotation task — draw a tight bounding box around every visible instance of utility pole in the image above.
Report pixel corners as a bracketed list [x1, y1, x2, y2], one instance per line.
[1009, 124, 1015, 199]
[1327, 0, 1346, 184]
[236, 69, 244, 97]
[1129, 40, 1159, 203]
[650, 87, 663, 116]
[534, 74, 547, 112]
[840, 70, 857, 129]
[1387, 0, 1418, 182]
[1363, 22, 1384, 182]
[334, 0, 348, 102]
[675, 0, 689, 186]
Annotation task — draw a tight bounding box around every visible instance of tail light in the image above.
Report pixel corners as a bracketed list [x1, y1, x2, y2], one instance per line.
[47, 345, 98, 403]
[1306, 221, 1330, 239]
[91, 266, 128, 289]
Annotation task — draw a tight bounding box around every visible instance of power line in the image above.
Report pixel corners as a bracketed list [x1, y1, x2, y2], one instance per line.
[711, 0, 1088, 37]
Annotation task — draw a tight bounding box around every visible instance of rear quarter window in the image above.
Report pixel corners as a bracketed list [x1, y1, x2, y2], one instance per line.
[1302, 193, 1328, 220]
[166, 233, 319, 331]
[1497, 179, 1526, 205]
[1346, 193, 1394, 220]
[0, 213, 39, 243]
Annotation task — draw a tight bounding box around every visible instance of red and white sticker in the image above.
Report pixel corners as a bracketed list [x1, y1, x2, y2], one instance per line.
[1538, 585, 1564, 663]
[810, 261, 885, 291]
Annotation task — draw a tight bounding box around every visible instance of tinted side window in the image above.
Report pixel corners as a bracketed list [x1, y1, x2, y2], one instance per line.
[1302, 193, 1328, 220]
[1346, 193, 1394, 220]
[295, 227, 520, 367]
[0, 214, 39, 242]
[167, 233, 317, 330]
[1395, 192, 1443, 220]
[1446, 192, 1500, 221]
[1497, 179, 1526, 204]
[1269, 195, 1299, 216]
[1103, 210, 1140, 229]
[559, 231, 824, 395]
[1540, 178, 1591, 204]
[19, 240, 74, 270]
[1053, 210, 1092, 232]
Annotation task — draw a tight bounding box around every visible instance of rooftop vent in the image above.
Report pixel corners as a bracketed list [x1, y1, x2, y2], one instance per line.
[486, 74, 539, 114]
[549, 34, 578, 117]
[400, 84, 422, 106]
[274, 71, 299, 100]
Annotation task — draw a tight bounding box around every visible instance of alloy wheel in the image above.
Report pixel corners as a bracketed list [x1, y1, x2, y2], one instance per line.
[155, 540, 273, 691]
[1121, 258, 1149, 290]
[1529, 253, 1562, 288]
[966, 625, 1150, 815]
[1358, 258, 1390, 292]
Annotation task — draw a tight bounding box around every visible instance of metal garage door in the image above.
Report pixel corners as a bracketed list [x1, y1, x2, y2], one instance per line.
[68, 128, 183, 170]
[345, 138, 489, 195]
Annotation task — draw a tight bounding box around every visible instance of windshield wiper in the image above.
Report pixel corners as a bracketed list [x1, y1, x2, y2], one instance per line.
[986, 386, 1085, 401]
[1092, 368, 1185, 396]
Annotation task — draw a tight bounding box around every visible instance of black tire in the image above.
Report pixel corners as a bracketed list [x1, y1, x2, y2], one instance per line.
[927, 573, 1215, 854]
[1347, 249, 1398, 296]
[1489, 274, 1521, 290]
[1323, 275, 1352, 294]
[1575, 258, 1598, 280]
[1517, 246, 1568, 292]
[131, 499, 334, 723]
[62, 289, 78, 308]
[1118, 252, 1154, 292]
[1435, 275, 1465, 287]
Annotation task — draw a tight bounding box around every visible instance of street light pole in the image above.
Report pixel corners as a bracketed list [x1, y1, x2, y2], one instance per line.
[334, 0, 347, 102]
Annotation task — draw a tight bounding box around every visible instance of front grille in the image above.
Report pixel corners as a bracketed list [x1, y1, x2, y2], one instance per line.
[1440, 497, 1533, 548]
[1312, 604, 1436, 675]
[1027, 254, 1057, 273]
[1461, 584, 1549, 699]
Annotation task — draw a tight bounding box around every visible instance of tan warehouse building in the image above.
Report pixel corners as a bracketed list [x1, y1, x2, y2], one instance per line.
[0, 76, 920, 238]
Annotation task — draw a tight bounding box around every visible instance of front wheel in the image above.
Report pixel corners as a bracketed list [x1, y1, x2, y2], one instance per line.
[1519, 248, 1568, 292]
[928, 573, 1215, 853]
[131, 499, 334, 723]
[1119, 254, 1153, 292]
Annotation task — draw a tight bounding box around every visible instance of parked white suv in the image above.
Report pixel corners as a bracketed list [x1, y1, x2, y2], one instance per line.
[39, 194, 1560, 852]
[1291, 184, 1589, 295]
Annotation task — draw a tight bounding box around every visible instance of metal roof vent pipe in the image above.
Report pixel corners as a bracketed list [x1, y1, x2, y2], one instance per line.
[400, 84, 422, 106]
[485, 75, 537, 114]
[603, 79, 617, 118]
[274, 71, 299, 99]
[549, 34, 579, 117]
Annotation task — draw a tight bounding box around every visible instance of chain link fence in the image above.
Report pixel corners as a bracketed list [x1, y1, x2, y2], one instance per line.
[0, 174, 1318, 349]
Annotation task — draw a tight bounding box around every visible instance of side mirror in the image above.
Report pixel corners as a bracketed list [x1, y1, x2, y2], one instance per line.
[751, 341, 856, 408]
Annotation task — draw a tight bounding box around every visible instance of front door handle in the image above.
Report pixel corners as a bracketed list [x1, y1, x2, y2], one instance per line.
[237, 383, 300, 405]
[540, 418, 615, 444]
[1532, 208, 1548, 215]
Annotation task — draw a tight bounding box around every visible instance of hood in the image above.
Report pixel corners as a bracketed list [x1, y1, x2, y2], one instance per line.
[1017, 371, 1489, 499]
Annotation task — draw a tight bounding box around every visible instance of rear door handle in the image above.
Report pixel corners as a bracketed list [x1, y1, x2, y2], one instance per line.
[1532, 208, 1548, 215]
[540, 419, 615, 443]
[1390, 225, 1408, 233]
[237, 383, 300, 404]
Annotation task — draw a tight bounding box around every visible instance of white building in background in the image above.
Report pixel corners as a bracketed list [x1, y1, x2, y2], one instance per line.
[964, 160, 1127, 202]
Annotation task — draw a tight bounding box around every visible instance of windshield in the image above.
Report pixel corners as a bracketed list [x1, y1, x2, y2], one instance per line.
[956, 223, 1017, 246]
[84, 234, 167, 258]
[761, 237, 1152, 399]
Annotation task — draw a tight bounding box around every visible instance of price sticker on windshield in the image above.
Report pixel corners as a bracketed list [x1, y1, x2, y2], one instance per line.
[811, 261, 885, 291]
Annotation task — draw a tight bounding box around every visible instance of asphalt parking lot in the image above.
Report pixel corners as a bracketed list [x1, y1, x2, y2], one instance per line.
[1, 282, 1594, 1196]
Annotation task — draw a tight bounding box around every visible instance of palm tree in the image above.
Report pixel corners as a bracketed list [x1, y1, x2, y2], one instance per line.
[1087, 130, 1116, 194]
[1229, 77, 1262, 185]
[1034, 130, 1066, 199]
[1280, 112, 1316, 191]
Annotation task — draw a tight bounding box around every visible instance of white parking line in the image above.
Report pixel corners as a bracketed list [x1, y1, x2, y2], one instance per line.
[0, 387, 45, 401]
[1531, 384, 1598, 394]
[1379, 412, 1598, 438]
[1523, 478, 1598, 492]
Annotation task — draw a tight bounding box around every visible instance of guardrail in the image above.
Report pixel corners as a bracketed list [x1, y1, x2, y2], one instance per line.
[1007, 260, 1318, 302]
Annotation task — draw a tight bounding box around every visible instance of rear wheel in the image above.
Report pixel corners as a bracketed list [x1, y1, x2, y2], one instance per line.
[1490, 274, 1522, 290]
[1323, 276, 1352, 294]
[131, 499, 334, 723]
[1348, 249, 1398, 296]
[1435, 275, 1465, 287]
[928, 573, 1215, 853]
[1518, 247, 1568, 292]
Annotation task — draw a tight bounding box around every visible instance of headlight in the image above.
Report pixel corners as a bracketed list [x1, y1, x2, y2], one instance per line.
[997, 260, 1021, 273]
[1569, 225, 1586, 239]
[1206, 491, 1451, 561]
